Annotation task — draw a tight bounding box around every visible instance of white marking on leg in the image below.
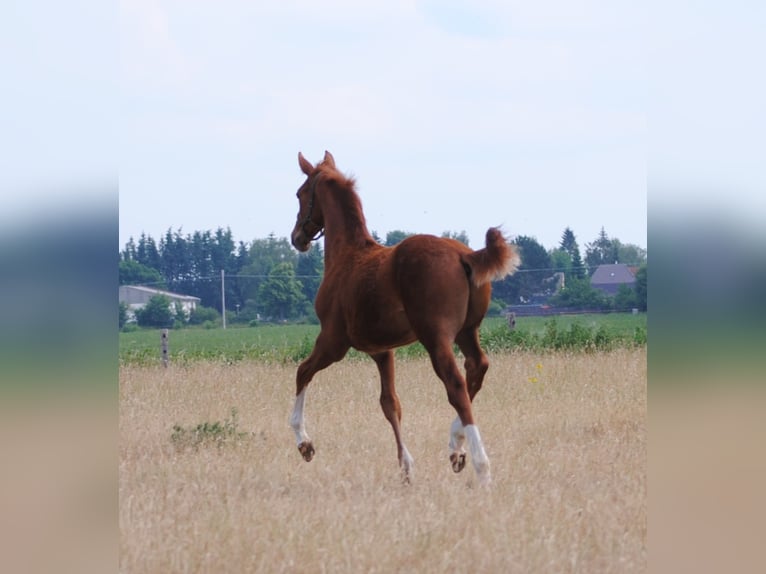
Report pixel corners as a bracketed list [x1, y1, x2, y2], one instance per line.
[449, 416, 466, 455]
[464, 424, 491, 486]
[289, 388, 311, 446]
[401, 443, 414, 478]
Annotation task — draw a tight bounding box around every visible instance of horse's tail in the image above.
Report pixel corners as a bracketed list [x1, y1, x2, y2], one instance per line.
[461, 227, 521, 287]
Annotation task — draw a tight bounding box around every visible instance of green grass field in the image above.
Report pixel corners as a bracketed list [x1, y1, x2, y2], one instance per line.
[119, 312, 646, 365]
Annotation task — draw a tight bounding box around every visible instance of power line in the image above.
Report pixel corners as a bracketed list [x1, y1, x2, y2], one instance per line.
[122, 264, 648, 286]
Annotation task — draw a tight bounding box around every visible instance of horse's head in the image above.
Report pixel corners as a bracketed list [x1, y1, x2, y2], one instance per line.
[291, 151, 335, 252]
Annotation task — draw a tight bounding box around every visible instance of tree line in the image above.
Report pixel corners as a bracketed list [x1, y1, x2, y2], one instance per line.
[119, 226, 646, 328]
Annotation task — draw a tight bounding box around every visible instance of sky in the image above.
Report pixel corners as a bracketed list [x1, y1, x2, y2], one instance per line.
[118, 0, 647, 252]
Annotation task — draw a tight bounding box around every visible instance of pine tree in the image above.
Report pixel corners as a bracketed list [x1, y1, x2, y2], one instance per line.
[585, 227, 618, 273]
[559, 227, 585, 279]
[559, 228, 577, 253]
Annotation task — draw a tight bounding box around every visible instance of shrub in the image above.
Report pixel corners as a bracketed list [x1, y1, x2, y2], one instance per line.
[135, 295, 174, 328]
[119, 301, 129, 330]
[171, 408, 248, 451]
[487, 299, 505, 317]
[614, 284, 638, 312]
[478, 317, 643, 353]
[189, 305, 220, 326]
[548, 277, 611, 311]
[173, 301, 188, 324]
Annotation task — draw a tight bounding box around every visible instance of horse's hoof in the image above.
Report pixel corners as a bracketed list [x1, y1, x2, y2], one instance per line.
[298, 441, 315, 462]
[450, 452, 466, 473]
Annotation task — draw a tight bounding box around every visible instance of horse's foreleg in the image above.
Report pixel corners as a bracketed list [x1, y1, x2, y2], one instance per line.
[371, 351, 414, 482]
[290, 339, 347, 462]
[290, 386, 314, 461]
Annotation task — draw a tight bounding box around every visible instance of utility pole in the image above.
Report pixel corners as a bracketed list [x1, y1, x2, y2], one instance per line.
[221, 269, 226, 329]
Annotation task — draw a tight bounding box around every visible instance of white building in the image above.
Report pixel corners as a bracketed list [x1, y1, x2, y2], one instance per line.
[119, 285, 201, 321]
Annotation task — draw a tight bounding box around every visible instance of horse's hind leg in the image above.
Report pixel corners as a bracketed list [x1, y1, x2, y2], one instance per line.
[371, 351, 414, 482]
[448, 416, 467, 473]
[456, 327, 490, 401]
[449, 328, 491, 472]
[290, 336, 347, 462]
[424, 338, 491, 485]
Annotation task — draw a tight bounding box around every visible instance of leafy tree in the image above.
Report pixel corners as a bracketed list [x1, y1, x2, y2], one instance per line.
[385, 230, 413, 246]
[239, 234, 296, 304]
[135, 294, 174, 327]
[119, 259, 165, 287]
[616, 243, 647, 266]
[493, 236, 551, 304]
[441, 230, 470, 246]
[549, 249, 572, 278]
[257, 262, 306, 320]
[634, 264, 647, 311]
[295, 243, 324, 305]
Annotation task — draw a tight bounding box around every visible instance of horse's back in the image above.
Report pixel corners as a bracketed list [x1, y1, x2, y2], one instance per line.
[392, 235, 488, 336]
[393, 234, 472, 281]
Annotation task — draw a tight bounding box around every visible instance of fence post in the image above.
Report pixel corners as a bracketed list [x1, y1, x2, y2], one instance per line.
[161, 329, 169, 367]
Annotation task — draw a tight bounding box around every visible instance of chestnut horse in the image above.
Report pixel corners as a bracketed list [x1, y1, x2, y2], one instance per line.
[289, 151, 520, 485]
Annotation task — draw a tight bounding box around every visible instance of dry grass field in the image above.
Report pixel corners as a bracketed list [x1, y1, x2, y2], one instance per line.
[120, 349, 646, 573]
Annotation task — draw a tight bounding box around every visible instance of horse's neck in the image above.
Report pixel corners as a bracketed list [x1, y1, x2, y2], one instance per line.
[321, 192, 375, 269]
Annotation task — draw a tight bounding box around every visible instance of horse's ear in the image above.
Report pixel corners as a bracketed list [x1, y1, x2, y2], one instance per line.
[298, 152, 314, 175]
[323, 150, 336, 168]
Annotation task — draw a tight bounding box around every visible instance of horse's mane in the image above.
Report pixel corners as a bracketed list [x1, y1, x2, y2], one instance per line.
[316, 163, 374, 245]
[317, 161, 356, 193]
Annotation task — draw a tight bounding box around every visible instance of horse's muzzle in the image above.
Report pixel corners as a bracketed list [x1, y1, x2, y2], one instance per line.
[291, 229, 310, 252]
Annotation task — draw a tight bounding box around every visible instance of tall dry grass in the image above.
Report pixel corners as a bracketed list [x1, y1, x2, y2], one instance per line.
[120, 349, 645, 573]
